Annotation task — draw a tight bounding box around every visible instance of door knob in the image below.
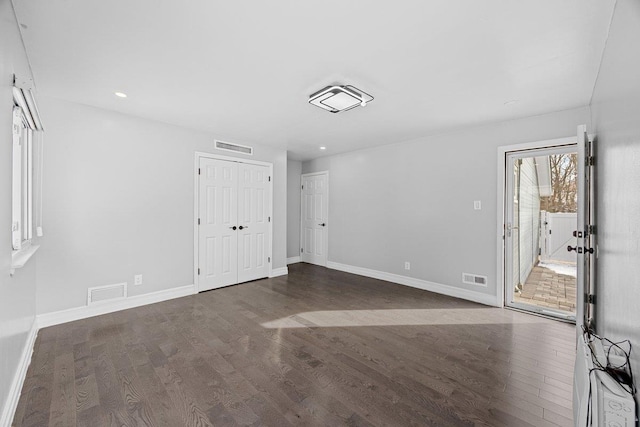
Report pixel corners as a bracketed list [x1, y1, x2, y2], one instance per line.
[567, 245, 577, 252]
[318, 223, 326, 227]
[239, 225, 248, 230]
[230, 226, 237, 230]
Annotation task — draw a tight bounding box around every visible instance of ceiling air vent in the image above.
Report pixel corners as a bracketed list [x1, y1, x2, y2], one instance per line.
[462, 273, 488, 287]
[309, 85, 374, 113]
[215, 140, 253, 155]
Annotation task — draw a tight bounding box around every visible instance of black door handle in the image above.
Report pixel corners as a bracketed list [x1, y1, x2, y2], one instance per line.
[239, 225, 248, 230]
[318, 223, 326, 227]
[568, 245, 593, 254]
[230, 226, 237, 230]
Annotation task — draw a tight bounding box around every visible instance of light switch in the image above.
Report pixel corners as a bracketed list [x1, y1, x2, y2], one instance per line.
[474, 200, 482, 210]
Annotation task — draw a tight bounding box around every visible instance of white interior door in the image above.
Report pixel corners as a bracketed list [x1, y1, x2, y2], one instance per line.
[237, 163, 270, 283]
[300, 172, 328, 266]
[198, 158, 238, 291]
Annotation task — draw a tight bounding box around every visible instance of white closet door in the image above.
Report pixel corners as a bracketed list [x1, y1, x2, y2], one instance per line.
[237, 163, 270, 283]
[300, 172, 328, 266]
[198, 158, 238, 291]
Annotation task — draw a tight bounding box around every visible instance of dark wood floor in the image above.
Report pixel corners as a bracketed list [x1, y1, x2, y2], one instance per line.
[13, 263, 575, 426]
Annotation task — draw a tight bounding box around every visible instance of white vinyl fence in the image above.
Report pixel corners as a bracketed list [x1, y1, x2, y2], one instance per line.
[540, 211, 577, 264]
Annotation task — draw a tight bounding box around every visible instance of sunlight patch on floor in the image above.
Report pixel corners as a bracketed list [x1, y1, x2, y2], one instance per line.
[260, 308, 552, 329]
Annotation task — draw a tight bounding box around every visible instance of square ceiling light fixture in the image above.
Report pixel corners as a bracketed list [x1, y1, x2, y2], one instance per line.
[308, 85, 374, 113]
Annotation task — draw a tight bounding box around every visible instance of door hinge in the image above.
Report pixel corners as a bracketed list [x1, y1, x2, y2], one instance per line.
[268, 257, 271, 263]
[198, 168, 201, 175]
[198, 268, 200, 275]
[268, 216, 271, 222]
[198, 218, 200, 225]
[588, 156, 595, 166]
[587, 294, 596, 304]
[268, 176, 271, 182]
[301, 185, 304, 190]
[301, 248, 303, 253]
[588, 225, 596, 235]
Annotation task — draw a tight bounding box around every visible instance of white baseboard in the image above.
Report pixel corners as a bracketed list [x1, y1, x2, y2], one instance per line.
[1, 319, 38, 427]
[326, 261, 498, 307]
[37, 284, 196, 329]
[286, 256, 301, 265]
[269, 267, 288, 278]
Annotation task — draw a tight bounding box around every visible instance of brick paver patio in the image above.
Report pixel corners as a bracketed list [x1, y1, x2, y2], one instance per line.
[514, 264, 576, 313]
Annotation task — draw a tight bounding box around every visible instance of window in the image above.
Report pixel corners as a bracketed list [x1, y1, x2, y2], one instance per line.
[11, 84, 44, 260]
[12, 106, 34, 250]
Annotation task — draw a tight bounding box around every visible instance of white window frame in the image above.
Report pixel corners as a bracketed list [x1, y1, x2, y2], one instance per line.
[12, 106, 34, 252]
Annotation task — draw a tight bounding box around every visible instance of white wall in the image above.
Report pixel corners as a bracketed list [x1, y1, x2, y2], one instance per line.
[287, 159, 302, 260]
[0, 1, 38, 423]
[590, 0, 640, 399]
[302, 107, 590, 301]
[36, 97, 287, 315]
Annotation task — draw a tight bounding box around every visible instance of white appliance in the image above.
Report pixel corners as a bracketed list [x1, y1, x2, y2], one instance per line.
[574, 333, 636, 426]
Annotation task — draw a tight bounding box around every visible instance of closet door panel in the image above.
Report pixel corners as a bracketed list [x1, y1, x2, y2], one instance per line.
[198, 158, 238, 291]
[237, 163, 270, 283]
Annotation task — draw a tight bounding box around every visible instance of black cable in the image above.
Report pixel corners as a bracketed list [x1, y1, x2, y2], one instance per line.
[586, 328, 635, 395]
[581, 327, 636, 426]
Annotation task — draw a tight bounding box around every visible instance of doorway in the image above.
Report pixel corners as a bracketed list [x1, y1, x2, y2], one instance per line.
[499, 126, 595, 327]
[195, 153, 273, 292]
[300, 171, 328, 266]
[505, 145, 578, 320]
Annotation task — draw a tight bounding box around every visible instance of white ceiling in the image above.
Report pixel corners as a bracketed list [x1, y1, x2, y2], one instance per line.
[14, 0, 615, 161]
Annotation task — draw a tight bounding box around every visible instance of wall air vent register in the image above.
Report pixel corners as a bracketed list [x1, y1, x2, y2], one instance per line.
[462, 273, 488, 286]
[215, 140, 253, 155]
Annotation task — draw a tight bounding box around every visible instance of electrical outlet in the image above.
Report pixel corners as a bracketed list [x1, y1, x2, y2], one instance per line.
[474, 200, 482, 210]
[134, 274, 143, 286]
[404, 262, 410, 270]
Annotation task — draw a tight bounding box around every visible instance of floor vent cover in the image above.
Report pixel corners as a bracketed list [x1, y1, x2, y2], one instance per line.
[215, 140, 253, 155]
[462, 273, 488, 286]
[87, 282, 127, 305]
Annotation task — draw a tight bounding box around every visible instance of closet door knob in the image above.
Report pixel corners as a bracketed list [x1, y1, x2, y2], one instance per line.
[239, 225, 248, 230]
[230, 226, 237, 230]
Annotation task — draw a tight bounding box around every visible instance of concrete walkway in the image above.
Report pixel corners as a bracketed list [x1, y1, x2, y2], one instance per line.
[514, 264, 577, 313]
